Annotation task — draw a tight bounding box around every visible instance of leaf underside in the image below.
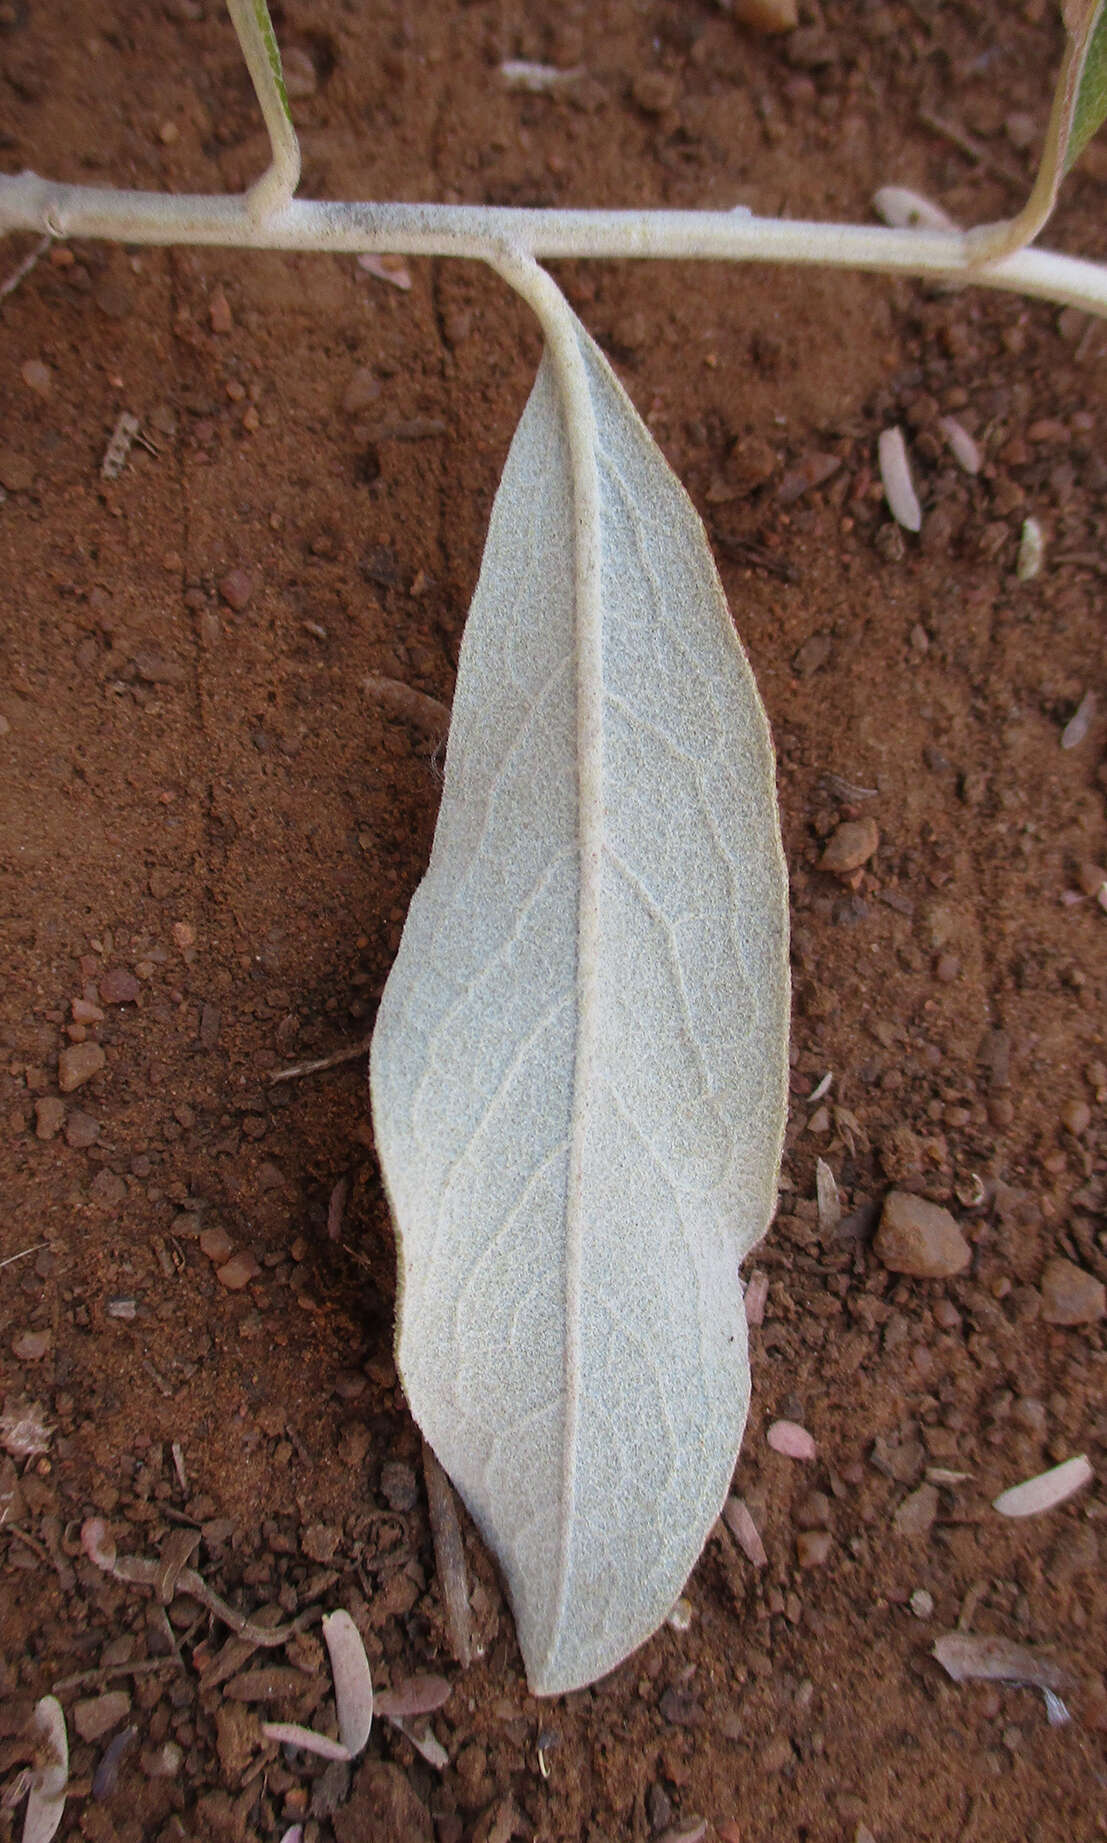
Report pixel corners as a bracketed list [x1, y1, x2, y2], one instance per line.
[1067, 0, 1107, 168]
[370, 309, 789, 1695]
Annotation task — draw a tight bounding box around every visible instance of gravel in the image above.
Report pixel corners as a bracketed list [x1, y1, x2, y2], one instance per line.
[873, 1191, 971, 1279]
[820, 818, 879, 875]
[1039, 1257, 1105, 1326]
[57, 1041, 105, 1092]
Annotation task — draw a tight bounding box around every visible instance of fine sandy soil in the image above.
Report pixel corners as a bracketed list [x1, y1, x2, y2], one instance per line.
[1, 3, 1105, 1841]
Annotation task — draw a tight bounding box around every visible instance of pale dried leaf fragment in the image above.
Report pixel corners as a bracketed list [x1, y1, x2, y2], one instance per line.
[370, 277, 789, 1695]
[324, 1610, 373, 1756]
[878, 427, 922, 532]
[1016, 516, 1044, 581]
[940, 416, 982, 475]
[815, 1158, 841, 1231]
[872, 186, 958, 231]
[374, 1675, 452, 1720]
[363, 674, 451, 737]
[499, 60, 585, 92]
[356, 252, 412, 290]
[992, 1454, 1093, 1518]
[767, 1420, 816, 1460]
[262, 1610, 372, 1763]
[1060, 689, 1096, 749]
[100, 412, 140, 482]
[743, 1269, 769, 1329]
[0, 1396, 53, 1458]
[722, 1494, 768, 1566]
[388, 1716, 450, 1769]
[261, 1723, 351, 1763]
[932, 1632, 1072, 1692]
[21, 1697, 67, 1843]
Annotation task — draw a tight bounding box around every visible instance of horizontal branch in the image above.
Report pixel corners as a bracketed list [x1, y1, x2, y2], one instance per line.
[2, 170, 1106, 318]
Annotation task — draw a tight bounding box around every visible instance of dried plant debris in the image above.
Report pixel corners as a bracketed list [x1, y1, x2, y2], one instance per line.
[20, 1697, 68, 1843]
[422, 1440, 474, 1669]
[0, 1397, 53, 1459]
[767, 1420, 816, 1460]
[1016, 515, 1044, 581]
[878, 426, 923, 532]
[100, 411, 140, 481]
[940, 416, 982, 475]
[991, 1454, 1093, 1518]
[815, 1158, 841, 1231]
[721, 1494, 768, 1567]
[932, 1632, 1073, 1694]
[373, 1674, 452, 1719]
[872, 186, 959, 230]
[262, 1610, 373, 1763]
[80, 1519, 306, 1646]
[1060, 688, 1096, 749]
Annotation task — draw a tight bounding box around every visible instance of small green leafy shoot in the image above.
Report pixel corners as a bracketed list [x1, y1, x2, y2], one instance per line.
[967, 0, 1106, 262]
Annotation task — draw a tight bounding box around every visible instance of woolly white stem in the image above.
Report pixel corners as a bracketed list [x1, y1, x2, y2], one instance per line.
[2, 174, 1106, 318]
[225, 0, 300, 221]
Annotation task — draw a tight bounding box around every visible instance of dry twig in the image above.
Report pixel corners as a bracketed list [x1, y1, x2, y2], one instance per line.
[422, 1440, 473, 1668]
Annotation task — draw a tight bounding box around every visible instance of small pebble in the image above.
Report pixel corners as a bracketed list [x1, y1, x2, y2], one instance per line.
[58, 1041, 105, 1092]
[74, 1691, 131, 1743]
[892, 1483, 939, 1537]
[1040, 1257, 1105, 1326]
[216, 1252, 261, 1291]
[1060, 1098, 1091, 1136]
[219, 569, 254, 611]
[20, 359, 52, 397]
[65, 1110, 100, 1149]
[379, 1460, 419, 1511]
[33, 1096, 66, 1140]
[909, 1588, 934, 1619]
[209, 287, 233, 333]
[874, 1191, 971, 1279]
[99, 967, 141, 1005]
[795, 1490, 832, 1530]
[199, 1225, 234, 1263]
[95, 279, 133, 320]
[12, 1328, 51, 1361]
[796, 1529, 832, 1568]
[819, 818, 879, 875]
[732, 0, 798, 29]
[342, 367, 381, 415]
[0, 449, 34, 493]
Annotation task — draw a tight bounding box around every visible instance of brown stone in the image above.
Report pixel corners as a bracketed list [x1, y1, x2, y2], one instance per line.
[215, 1252, 261, 1291]
[0, 449, 34, 493]
[58, 1042, 105, 1093]
[33, 1096, 66, 1140]
[99, 966, 141, 1005]
[819, 817, 879, 875]
[796, 1529, 833, 1567]
[335, 1762, 433, 1843]
[874, 1191, 971, 1279]
[219, 569, 254, 611]
[892, 1482, 939, 1537]
[733, 0, 798, 29]
[1040, 1257, 1105, 1326]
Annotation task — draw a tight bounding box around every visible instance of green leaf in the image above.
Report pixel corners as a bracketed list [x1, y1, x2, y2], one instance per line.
[1066, 0, 1107, 167]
